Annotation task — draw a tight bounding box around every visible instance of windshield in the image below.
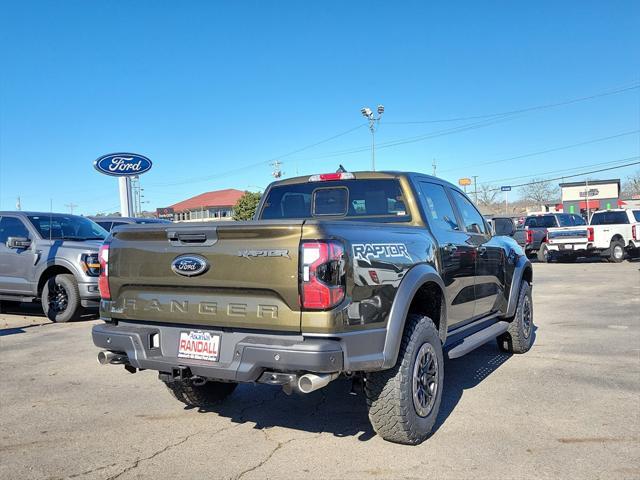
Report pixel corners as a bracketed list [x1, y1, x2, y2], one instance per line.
[260, 179, 410, 221]
[28, 215, 108, 240]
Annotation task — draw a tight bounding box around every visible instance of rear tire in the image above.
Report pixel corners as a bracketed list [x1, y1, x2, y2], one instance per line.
[365, 314, 444, 445]
[498, 281, 534, 354]
[537, 243, 551, 263]
[163, 379, 237, 407]
[41, 274, 81, 322]
[608, 240, 625, 263]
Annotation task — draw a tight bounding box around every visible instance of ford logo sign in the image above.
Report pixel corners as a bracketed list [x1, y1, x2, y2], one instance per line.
[171, 255, 210, 277]
[94, 152, 153, 177]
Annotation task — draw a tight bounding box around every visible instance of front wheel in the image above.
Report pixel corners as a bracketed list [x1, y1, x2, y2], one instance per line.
[41, 274, 81, 322]
[608, 240, 625, 263]
[365, 314, 444, 445]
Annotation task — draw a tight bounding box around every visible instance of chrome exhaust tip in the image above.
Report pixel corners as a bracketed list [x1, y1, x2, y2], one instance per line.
[97, 351, 128, 365]
[297, 373, 340, 394]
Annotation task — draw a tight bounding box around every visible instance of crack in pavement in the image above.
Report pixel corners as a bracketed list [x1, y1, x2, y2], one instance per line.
[103, 431, 206, 480]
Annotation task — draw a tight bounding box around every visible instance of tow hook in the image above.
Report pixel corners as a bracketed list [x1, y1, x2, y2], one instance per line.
[191, 376, 207, 386]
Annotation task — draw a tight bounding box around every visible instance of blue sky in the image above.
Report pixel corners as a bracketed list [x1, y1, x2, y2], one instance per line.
[1, 1, 639, 214]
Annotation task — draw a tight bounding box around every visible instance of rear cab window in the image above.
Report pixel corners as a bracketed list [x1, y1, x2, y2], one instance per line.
[590, 211, 629, 225]
[525, 216, 557, 228]
[260, 179, 410, 222]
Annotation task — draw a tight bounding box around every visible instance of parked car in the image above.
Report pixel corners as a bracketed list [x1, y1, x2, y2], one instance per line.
[513, 213, 587, 262]
[88, 216, 171, 232]
[93, 171, 533, 445]
[546, 209, 640, 262]
[0, 212, 107, 321]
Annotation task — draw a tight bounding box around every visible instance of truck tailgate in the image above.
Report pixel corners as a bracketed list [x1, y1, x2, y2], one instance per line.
[547, 226, 588, 245]
[107, 221, 303, 331]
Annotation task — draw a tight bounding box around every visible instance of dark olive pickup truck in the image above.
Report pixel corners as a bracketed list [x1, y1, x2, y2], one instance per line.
[93, 171, 533, 445]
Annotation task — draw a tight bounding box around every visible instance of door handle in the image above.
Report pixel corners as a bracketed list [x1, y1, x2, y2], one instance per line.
[477, 246, 487, 256]
[443, 243, 458, 254]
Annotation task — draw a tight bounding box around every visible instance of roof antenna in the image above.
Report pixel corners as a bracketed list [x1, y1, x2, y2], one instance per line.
[336, 164, 347, 173]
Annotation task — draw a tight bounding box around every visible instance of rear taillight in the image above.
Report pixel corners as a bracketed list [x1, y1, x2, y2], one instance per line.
[633, 225, 637, 240]
[98, 244, 110, 300]
[308, 172, 355, 182]
[587, 227, 594, 242]
[525, 229, 533, 245]
[300, 241, 345, 310]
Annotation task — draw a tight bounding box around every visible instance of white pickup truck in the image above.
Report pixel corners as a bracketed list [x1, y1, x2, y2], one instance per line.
[546, 209, 640, 262]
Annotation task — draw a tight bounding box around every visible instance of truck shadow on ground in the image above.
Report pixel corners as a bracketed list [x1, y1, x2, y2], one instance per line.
[189, 328, 536, 442]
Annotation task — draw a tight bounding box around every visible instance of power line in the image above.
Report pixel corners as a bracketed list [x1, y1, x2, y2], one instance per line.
[439, 129, 640, 174]
[385, 83, 640, 125]
[146, 123, 365, 188]
[485, 157, 640, 192]
[478, 156, 640, 186]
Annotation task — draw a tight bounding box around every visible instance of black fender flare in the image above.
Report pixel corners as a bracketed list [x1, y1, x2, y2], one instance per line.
[505, 255, 533, 318]
[381, 263, 447, 369]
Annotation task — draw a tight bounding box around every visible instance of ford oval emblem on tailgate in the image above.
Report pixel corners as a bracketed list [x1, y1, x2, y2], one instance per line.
[171, 255, 210, 277]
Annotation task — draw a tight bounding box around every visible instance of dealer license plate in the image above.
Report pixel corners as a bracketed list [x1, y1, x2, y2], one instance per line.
[177, 331, 220, 362]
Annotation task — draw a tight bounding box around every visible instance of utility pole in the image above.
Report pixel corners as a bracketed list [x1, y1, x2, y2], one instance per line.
[584, 179, 590, 222]
[361, 105, 385, 171]
[472, 176, 479, 204]
[65, 202, 78, 214]
[432, 158, 437, 177]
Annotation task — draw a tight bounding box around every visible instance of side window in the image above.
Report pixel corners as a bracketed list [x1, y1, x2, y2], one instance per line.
[450, 190, 487, 235]
[0, 217, 30, 244]
[418, 182, 460, 233]
[111, 222, 127, 228]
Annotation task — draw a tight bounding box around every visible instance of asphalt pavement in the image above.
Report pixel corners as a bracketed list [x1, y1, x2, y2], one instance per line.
[1, 260, 638, 480]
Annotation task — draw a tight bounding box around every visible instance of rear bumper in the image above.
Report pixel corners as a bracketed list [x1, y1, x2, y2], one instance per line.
[92, 321, 386, 382]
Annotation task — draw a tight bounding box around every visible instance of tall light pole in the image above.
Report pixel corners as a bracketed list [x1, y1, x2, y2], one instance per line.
[361, 105, 384, 171]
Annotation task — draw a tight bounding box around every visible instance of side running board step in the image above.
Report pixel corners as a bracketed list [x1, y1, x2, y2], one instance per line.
[447, 321, 510, 359]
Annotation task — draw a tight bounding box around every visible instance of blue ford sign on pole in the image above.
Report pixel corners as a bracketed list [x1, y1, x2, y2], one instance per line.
[94, 153, 152, 177]
[501, 186, 511, 214]
[94, 153, 152, 217]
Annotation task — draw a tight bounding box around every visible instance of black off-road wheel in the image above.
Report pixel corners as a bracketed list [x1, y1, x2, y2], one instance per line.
[365, 314, 444, 445]
[163, 379, 237, 407]
[41, 274, 82, 323]
[608, 239, 625, 263]
[537, 243, 552, 263]
[497, 280, 534, 354]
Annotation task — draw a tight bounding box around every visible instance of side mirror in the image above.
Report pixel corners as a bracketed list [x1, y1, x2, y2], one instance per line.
[7, 237, 31, 249]
[493, 218, 516, 237]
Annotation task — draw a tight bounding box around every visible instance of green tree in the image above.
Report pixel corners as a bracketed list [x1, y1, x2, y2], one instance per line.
[233, 191, 262, 221]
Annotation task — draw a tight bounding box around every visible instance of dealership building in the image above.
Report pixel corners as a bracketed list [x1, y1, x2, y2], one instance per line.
[159, 189, 245, 222]
[559, 179, 621, 215]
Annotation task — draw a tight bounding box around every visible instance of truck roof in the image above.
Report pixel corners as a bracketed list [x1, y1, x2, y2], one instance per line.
[268, 170, 459, 190]
[0, 211, 87, 218]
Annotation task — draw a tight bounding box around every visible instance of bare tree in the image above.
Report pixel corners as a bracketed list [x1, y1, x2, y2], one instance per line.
[621, 170, 640, 198]
[519, 178, 560, 205]
[477, 184, 499, 209]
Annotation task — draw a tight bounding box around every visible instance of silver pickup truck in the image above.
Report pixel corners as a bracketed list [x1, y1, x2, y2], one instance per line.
[0, 212, 107, 321]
